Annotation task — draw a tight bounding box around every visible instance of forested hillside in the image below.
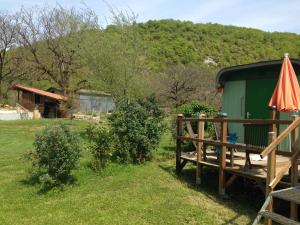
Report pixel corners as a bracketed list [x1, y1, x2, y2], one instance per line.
[1, 6, 300, 107]
[134, 19, 300, 70]
[104, 19, 300, 106]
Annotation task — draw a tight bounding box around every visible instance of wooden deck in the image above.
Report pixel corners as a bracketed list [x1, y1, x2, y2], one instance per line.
[176, 115, 300, 191]
[176, 115, 300, 224]
[181, 150, 300, 184]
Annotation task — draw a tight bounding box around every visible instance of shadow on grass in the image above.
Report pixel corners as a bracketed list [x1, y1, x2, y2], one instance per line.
[19, 172, 78, 194]
[161, 146, 176, 152]
[158, 163, 262, 225]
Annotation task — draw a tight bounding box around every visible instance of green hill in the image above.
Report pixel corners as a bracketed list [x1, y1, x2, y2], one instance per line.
[7, 19, 300, 106]
[133, 19, 300, 70]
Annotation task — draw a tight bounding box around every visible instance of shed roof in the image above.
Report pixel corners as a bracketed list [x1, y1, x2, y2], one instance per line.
[12, 85, 67, 101]
[216, 59, 300, 88]
[78, 89, 111, 96]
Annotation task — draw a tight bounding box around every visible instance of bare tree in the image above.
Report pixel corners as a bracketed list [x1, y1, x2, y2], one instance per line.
[17, 5, 98, 96]
[157, 63, 218, 108]
[0, 12, 26, 101]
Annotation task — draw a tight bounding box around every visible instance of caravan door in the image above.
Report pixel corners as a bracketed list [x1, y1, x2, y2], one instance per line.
[222, 80, 245, 143]
[245, 79, 277, 146]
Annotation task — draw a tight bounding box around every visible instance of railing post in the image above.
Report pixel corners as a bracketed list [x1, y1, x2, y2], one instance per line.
[176, 114, 183, 174]
[265, 131, 276, 225]
[290, 114, 298, 220]
[196, 114, 205, 185]
[266, 131, 276, 195]
[219, 116, 228, 196]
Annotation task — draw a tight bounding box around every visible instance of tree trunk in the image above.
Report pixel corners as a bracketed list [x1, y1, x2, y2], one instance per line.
[0, 79, 3, 103]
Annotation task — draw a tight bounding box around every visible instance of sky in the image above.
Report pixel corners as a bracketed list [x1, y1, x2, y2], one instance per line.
[1, 0, 300, 34]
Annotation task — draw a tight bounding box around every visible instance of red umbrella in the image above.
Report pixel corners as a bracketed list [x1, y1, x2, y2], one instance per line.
[269, 53, 300, 112]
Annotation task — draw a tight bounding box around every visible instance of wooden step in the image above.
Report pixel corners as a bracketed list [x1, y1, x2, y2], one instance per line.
[259, 211, 300, 225]
[271, 187, 300, 204]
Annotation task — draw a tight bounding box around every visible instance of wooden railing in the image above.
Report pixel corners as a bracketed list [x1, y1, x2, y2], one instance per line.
[176, 114, 300, 223]
[260, 117, 300, 158]
[269, 150, 300, 188]
[260, 118, 300, 190]
[176, 114, 300, 224]
[177, 116, 292, 157]
[259, 117, 300, 224]
[16, 103, 29, 112]
[176, 114, 299, 192]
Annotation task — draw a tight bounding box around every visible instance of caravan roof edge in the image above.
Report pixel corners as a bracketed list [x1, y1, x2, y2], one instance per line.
[216, 59, 300, 88]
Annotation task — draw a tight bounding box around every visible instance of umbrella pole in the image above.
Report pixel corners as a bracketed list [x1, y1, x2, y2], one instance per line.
[269, 105, 277, 132]
[268, 106, 277, 161]
[289, 111, 298, 152]
[288, 132, 291, 152]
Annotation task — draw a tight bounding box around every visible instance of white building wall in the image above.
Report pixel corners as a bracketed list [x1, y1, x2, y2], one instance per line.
[79, 94, 115, 113]
[0, 110, 33, 120]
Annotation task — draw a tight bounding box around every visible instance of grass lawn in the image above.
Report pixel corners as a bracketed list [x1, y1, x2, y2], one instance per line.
[0, 119, 259, 225]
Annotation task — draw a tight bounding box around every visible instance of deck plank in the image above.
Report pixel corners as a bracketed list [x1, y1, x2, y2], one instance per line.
[272, 187, 300, 204]
[180, 151, 300, 182]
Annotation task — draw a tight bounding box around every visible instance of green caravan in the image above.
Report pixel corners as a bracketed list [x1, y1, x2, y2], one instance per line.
[216, 59, 300, 150]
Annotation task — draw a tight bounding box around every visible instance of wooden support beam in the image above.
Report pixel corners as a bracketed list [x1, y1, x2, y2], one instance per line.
[253, 195, 273, 225]
[225, 174, 238, 188]
[266, 131, 276, 193]
[256, 181, 266, 193]
[219, 117, 228, 196]
[203, 143, 207, 161]
[196, 114, 205, 185]
[177, 160, 187, 173]
[290, 115, 298, 221]
[265, 131, 276, 225]
[269, 150, 300, 189]
[176, 114, 183, 174]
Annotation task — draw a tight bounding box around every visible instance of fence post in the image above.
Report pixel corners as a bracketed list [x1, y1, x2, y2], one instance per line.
[290, 115, 298, 220]
[219, 116, 227, 196]
[265, 131, 276, 225]
[196, 114, 205, 185]
[176, 114, 183, 174]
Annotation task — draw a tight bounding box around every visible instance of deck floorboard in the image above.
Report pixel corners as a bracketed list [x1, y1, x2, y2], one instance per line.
[180, 151, 300, 181]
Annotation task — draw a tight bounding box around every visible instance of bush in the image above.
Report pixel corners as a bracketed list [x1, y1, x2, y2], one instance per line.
[176, 100, 217, 138]
[29, 123, 81, 187]
[109, 95, 165, 164]
[177, 100, 217, 117]
[86, 124, 113, 171]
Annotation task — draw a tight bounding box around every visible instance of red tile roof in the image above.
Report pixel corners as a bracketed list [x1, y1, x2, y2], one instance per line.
[12, 85, 67, 101]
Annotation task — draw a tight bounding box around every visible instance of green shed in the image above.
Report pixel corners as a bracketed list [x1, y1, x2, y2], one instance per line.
[216, 59, 300, 150]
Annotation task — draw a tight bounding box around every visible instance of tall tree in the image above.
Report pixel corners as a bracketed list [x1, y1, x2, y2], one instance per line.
[84, 9, 149, 99]
[0, 12, 26, 101]
[17, 5, 98, 96]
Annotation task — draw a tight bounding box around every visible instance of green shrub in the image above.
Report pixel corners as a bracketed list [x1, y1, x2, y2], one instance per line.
[177, 100, 217, 117]
[29, 123, 81, 187]
[86, 124, 113, 171]
[176, 100, 217, 138]
[109, 95, 165, 164]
